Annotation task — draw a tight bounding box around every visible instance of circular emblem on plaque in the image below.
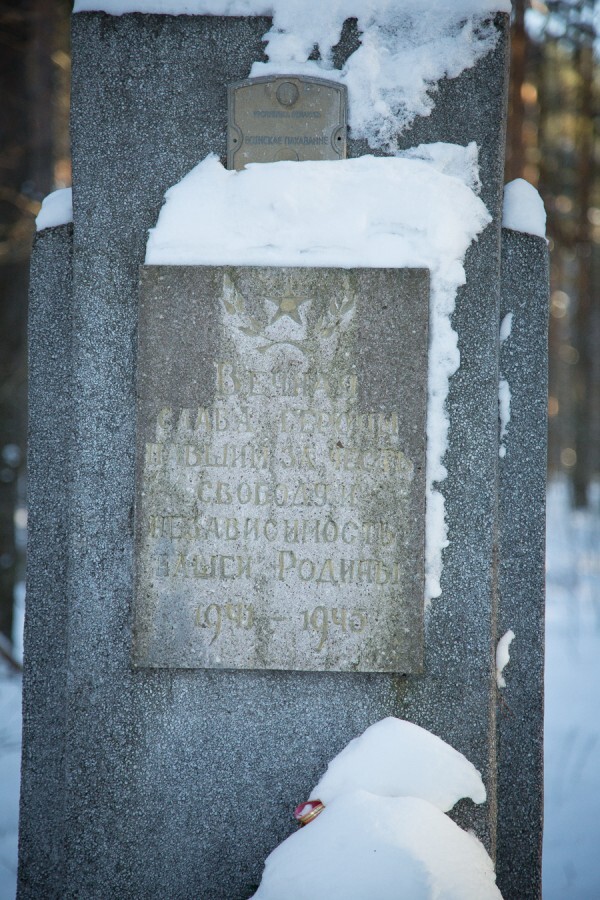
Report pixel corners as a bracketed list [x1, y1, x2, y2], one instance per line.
[275, 148, 299, 162]
[276, 81, 299, 107]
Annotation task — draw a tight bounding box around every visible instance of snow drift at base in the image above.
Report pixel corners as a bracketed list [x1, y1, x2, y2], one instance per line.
[251, 717, 502, 900]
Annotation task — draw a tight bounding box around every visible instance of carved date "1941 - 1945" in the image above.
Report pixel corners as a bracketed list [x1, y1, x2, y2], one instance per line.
[302, 605, 367, 651]
[194, 602, 367, 652]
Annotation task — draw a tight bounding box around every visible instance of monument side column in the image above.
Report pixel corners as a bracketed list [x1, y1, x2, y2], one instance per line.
[496, 226, 549, 900]
[18, 224, 73, 898]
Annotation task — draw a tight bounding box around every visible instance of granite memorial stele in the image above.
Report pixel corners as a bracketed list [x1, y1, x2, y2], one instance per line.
[19, 8, 547, 900]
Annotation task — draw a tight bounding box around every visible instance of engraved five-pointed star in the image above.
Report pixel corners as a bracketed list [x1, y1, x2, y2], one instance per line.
[267, 292, 311, 325]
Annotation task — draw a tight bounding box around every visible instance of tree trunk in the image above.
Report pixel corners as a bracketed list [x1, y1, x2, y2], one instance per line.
[505, 0, 528, 182]
[0, 0, 57, 642]
[0, 2, 31, 642]
[572, 34, 594, 507]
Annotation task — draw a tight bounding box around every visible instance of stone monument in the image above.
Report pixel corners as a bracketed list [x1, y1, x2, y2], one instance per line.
[19, 6, 547, 900]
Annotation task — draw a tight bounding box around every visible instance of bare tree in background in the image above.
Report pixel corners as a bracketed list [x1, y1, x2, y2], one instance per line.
[543, 0, 599, 507]
[0, 0, 70, 648]
[572, 9, 597, 506]
[506, 0, 529, 182]
[507, 0, 599, 507]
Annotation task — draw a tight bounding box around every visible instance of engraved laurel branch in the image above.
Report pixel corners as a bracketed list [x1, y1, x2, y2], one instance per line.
[315, 288, 355, 338]
[221, 273, 354, 354]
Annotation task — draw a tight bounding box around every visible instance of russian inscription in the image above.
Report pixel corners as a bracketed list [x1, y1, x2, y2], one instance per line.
[227, 76, 347, 169]
[133, 267, 428, 672]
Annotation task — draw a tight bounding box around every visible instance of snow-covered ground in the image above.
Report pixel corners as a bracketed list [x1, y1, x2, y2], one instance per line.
[0, 664, 21, 900]
[0, 478, 598, 899]
[543, 478, 600, 899]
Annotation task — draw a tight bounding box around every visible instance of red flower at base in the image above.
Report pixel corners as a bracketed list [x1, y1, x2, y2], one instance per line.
[294, 799, 325, 827]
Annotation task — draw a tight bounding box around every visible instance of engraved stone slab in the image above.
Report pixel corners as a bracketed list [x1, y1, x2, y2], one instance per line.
[133, 267, 428, 672]
[227, 76, 347, 169]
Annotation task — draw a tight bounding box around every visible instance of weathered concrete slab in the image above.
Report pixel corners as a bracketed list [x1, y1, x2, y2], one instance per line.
[133, 266, 428, 672]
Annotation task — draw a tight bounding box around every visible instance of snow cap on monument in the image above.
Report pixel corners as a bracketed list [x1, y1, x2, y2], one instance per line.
[35, 188, 73, 232]
[502, 178, 547, 239]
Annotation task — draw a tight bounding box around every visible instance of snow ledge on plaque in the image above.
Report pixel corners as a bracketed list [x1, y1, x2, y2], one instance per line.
[145, 147, 492, 605]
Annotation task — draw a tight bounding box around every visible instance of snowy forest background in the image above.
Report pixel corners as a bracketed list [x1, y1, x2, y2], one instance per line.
[0, 1, 599, 897]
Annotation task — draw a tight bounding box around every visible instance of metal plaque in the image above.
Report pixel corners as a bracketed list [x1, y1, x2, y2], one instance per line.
[133, 266, 428, 673]
[227, 76, 347, 170]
